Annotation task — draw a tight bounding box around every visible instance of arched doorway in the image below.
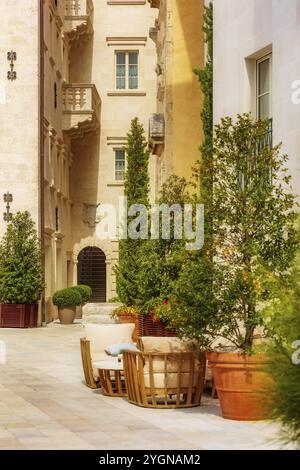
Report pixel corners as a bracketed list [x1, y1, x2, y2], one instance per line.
[77, 247, 107, 302]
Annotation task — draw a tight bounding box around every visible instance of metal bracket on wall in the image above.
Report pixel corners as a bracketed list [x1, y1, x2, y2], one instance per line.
[3, 192, 13, 222]
[7, 51, 17, 81]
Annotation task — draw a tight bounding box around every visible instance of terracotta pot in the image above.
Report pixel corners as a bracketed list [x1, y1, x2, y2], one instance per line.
[58, 307, 76, 325]
[75, 305, 83, 319]
[117, 312, 139, 339]
[0, 304, 38, 328]
[207, 352, 272, 421]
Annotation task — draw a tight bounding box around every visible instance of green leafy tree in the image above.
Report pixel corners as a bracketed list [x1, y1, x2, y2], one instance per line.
[115, 118, 150, 306]
[194, 1, 213, 216]
[262, 235, 300, 447]
[212, 114, 297, 350]
[136, 175, 189, 314]
[169, 115, 297, 351]
[0, 211, 44, 304]
[163, 3, 214, 342]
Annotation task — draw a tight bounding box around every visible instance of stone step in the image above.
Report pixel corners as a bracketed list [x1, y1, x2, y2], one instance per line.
[82, 303, 121, 324]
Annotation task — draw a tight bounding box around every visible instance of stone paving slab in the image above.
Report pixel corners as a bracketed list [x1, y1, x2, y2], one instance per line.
[0, 322, 286, 450]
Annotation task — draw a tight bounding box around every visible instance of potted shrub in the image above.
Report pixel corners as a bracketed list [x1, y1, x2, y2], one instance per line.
[135, 176, 189, 337]
[169, 115, 298, 420]
[0, 212, 44, 328]
[205, 115, 295, 420]
[72, 285, 92, 319]
[52, 287, 82, 324]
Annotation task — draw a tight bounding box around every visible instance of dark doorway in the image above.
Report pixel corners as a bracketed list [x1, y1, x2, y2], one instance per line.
[77, 247, 107, 302]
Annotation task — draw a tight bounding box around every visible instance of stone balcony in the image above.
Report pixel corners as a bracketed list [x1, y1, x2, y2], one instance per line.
[62, 84, 101, 138]
[64, 0, 94, 42]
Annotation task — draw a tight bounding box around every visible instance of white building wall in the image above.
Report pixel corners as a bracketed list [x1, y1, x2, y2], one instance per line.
[214, 0, 300, 195]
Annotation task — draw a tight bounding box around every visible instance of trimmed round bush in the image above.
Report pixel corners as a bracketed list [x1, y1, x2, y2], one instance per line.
[52, 288, 82, 309]
[72, 285, 92, 305]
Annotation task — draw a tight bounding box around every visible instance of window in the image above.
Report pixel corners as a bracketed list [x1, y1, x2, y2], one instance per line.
[115, 149, 125, 181]
[54, 82, 57, 109]
[116, 51, 138, 90]
[55, 207, 59, 232]
[257, 55, 272, 119]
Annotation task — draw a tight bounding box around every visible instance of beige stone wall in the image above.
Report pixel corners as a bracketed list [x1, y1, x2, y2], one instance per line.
[149, 0, 204, 189]
[0, 0, 39, 237]
[43, 0, 73, 320]
[0, 0, 157, 318]
[69, 0, 157, 300]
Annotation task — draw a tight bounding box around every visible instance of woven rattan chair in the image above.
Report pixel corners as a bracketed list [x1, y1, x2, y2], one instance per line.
[123, 349, 206, 408]
[80, 323, 135, 389]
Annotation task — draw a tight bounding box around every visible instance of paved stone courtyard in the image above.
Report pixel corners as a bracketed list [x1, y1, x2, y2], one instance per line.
[0, 323, 286, 450]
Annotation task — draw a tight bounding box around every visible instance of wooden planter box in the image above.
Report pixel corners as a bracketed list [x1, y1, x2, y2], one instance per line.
[138, 314, 177, 337]
[0, 304, 38, 328]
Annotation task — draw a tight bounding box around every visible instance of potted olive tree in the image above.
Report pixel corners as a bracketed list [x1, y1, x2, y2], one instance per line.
[168, 115, 297, 420]
[52, 287, 82, 324]
[0, 212, 44, 328]
[207, 115, 297, 420]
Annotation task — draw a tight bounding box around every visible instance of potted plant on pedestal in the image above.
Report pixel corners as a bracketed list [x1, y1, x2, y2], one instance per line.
[0, 212, 44, 328]
[52, 287, 82, 325]
[72, 285, 92, 319]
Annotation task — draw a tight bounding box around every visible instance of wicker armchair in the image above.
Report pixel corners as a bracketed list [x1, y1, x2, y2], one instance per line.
[80, 323, 135, 389]
[123, 349, 206, 408]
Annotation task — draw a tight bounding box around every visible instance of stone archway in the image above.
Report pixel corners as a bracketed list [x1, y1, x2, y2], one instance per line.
[77, 247, 107, 302]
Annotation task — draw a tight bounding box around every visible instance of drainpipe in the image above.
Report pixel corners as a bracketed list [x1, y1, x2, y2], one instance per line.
[39, 0, 46, 326]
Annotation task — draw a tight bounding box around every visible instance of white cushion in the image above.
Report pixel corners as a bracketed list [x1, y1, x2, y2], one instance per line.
[141, 336, 197, 354]
[83, 323, 135, 356]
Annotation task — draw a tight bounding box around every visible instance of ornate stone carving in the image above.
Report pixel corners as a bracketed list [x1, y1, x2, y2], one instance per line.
[83, 203, 101, 228]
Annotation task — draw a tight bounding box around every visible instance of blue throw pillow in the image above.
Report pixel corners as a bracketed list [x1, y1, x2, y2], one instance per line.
[105, 343, 139, 357]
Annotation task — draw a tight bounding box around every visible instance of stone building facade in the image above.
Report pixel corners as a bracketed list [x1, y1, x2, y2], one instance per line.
[0, 0, 156, 322]
[213, 0, 300, 195]
[148, 0, 204, 187]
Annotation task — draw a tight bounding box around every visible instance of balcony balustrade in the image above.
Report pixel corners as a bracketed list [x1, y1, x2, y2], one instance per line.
[62, 84, 101, 138]
[64, 0, 94, 41]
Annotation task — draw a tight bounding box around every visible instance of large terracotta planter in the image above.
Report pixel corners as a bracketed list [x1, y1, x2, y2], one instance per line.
[0, 304, 38, 328]
[207, 352, 272, 421]
[58, 307, 76, 325]
[117, 312, 139, 340]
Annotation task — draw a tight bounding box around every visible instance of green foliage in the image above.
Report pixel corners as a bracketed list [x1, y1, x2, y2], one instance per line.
[0, 212, 44, 304]
[115, 118, 150, 306]
[52, 288, 82, 309]
[72, 285, 92, 305]
[165, 4, 215, 344]
[194, 2, 213, 215]
[212, 114, 297, 350]
[263, 243, 300, 447]
[136, 175, 190, 314]
[112, 305, 140, 318]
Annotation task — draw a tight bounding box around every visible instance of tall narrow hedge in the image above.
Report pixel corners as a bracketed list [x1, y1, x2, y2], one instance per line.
[115, 118, 150, 306]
